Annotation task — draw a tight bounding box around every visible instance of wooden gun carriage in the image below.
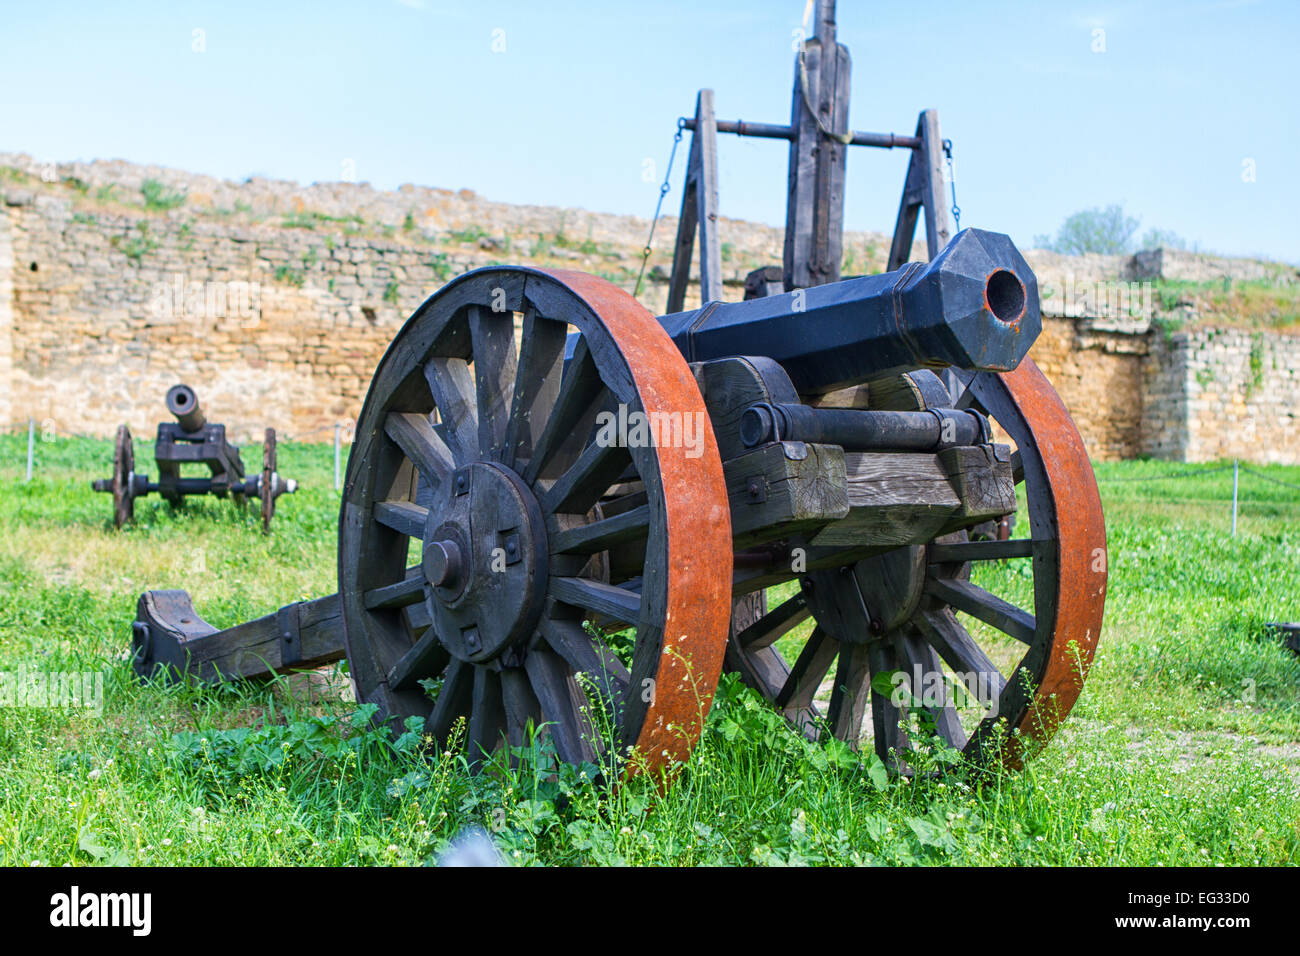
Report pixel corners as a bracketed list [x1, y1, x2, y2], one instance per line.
[128, 1, 1106, 779]
[93, 384, 298, 531]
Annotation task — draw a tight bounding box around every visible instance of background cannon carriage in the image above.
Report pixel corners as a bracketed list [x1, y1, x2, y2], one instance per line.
[92, 384, 299, 531]
[127, 0, 1106, 780]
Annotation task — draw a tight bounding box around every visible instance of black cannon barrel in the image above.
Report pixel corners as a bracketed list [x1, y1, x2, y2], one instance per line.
[739, 403, 988, 451]
[656, 228, 1040, 395]
[165, 384, 207, 432]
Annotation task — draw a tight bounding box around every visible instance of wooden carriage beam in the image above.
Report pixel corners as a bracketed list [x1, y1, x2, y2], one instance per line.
[666, 89, 722, 312]
[783, 0, 851, 291]
[887, 109, 953, 271]
[128, 440, 1013, 687]
[132, 590, 345, 684]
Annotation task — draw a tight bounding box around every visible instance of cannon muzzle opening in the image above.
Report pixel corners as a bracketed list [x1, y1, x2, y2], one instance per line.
[985, 268, 1026, 324]
[165, 384, 206, 432]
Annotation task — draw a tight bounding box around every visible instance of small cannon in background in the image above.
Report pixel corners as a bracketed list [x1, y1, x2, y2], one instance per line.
[92, 384, 298, 531]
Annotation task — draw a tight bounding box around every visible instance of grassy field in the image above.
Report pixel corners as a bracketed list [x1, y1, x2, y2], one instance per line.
[1, 431, 1298, 866]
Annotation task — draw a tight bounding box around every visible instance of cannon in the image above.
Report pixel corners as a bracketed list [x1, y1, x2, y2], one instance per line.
[130, 231, 1105, 775]
[92, 384, 299, 531]
[127, 1, 1106, 781]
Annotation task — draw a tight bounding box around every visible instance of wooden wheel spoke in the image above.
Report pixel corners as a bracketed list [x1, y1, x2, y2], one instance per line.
[468, 305, 519, 461]
[775, 626, 838, 709]
[467, 667, 507, 765]
[539, 437, 632, 516]
[912, 608, 1007, 701]
[928, 538, 1034, 563]
[549, 577, 641, 627]
[374, 500, 428, 538]
[501, 667, 543, 750]
[524, 648, 598, 764]
[866, 641, 910, 767]
[736, 592, 810, 650]
[403, 600, 432, 640]
[598, 486, 647, 517]
[826, 642, 872, 744]
[954, 379, 987, 415]
[502, 306, 567, 470]
[424, 355, 478, 462]
[363, 566, 427, 610]
[539, 618, 631, 706]
[548, 505, 650, 555]
[522, 338, 606, 484]
[427, 659, 473, 743]
[895, 631, 969, 750]
[387, 625, 451, 691]
[384, 412, 454, 493]
[1010, 449, 1024, 485]
[924, 576, 1036, 645]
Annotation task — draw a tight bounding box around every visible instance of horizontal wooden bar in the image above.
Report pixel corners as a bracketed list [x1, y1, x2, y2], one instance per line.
[681, 116, 921, 149]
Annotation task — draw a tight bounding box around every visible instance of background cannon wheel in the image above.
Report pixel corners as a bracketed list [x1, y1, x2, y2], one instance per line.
[339, 267, 732, 777]
[727, 359, 1107, 770]
[111, 425, 135, 528]
[261, 428, 277, 532]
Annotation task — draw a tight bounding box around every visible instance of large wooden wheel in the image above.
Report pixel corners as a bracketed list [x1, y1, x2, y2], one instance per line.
[260, 428, 277, 532]
[339, 268, 732, 777]
[111, 425, 135, 528]
[727, 359, 1107, 770]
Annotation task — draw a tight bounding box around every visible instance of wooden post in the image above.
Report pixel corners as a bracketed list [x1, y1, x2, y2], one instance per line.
[334, 423, 342, 492]
[783, 0, 851, 291]
[667, 89, 721, 312]
[886, 109, 952, 271]
[1232, 459, 1239, 536]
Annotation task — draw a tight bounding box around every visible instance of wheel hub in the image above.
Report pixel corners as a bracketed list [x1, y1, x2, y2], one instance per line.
[422, 461, 548, 664]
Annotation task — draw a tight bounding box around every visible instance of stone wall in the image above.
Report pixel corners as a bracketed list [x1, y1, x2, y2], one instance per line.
[1144, 328, 1299, 463]
[1023, 317, 1147, 461]
[1, 153, 1296, 462]
[0, 209, 13, 430]
[4, 199, 444, 442]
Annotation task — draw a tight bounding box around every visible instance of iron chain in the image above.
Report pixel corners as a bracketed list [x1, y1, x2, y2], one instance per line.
[634, 118, 685, 300]
[943, 138, 961, 233]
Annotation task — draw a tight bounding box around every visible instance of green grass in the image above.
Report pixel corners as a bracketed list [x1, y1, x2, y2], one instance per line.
[0, 435, 1297, 866]
[140, 178, 187, 212]
[109, 222, 159, 265]
[281, 210, 364, 230]
[445, 224, 488, 245]
[1152, 276, 1300, 332]
[273, 264, 305, 288]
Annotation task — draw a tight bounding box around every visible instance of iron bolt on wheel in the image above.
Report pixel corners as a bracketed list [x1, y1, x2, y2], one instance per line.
[339, 267, 732, 778]
[727, 359, 1107, 771]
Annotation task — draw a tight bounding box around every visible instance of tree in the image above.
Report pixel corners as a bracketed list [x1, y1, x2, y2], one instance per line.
[1138, 227, 1186, 251]
[1034, 204, 1140, 255]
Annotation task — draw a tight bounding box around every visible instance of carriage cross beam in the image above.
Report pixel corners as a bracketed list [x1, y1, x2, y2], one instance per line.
[679, 117, 921, 150]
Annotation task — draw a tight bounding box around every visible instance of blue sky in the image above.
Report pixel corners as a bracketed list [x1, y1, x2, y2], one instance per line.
[2, 1, 1296, 262]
